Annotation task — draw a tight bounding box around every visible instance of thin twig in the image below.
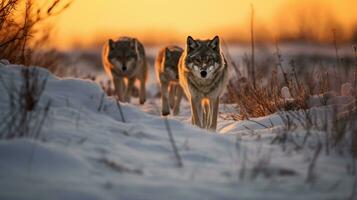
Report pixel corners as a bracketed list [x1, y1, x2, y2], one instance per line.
[115, 97, 126, 123]
[163, 116, 183, 168]
[250, 3, 256, 89]
[246, 119, 269, 129]
[97, 92, 105, 112]
[306, 142, 322, 183]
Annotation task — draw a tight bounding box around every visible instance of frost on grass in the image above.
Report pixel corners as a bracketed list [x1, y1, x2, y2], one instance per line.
[0, 62, 356, 200]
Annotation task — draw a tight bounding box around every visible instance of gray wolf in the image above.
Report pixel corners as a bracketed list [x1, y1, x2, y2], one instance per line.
[178, 36, 228, 130]
[102, 36, 147, 104]
[155, 45, 184, 116]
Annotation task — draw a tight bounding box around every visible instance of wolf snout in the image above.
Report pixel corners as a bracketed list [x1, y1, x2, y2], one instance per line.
[200, 70, 207, 78]
[122, 66, 127, 71]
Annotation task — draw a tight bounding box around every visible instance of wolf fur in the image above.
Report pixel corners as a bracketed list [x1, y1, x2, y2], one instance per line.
[156, 45, 184, 116]
[178, 36, 228, 130]
[102, 36, 147, 104]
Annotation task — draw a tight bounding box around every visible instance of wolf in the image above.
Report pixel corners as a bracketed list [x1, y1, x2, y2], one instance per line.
[178, 36, 229, 130]
[102, 36, 147, 104]
[155, 45, 184, 116]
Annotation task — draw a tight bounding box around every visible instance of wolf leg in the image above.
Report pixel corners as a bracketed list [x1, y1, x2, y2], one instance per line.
[124, 77, 135, 103]
[169, 84, 176, 109]
[190, 97, 203, 128]
[202, 99, 211, 129]
[173, 85, 183, 116]
[209, 97, 220, 130]
[196, 99, 204, 128]
[161, 81, 170, 116]
[113, 77, 125, 101]
[139, 76, 146, 104]
[139, 60, 148, 105]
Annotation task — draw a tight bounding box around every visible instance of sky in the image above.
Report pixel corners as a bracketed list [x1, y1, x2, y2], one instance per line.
[46, 0, 357, 49]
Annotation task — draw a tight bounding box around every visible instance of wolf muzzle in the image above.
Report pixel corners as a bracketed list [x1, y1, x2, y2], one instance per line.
[122, 65, 127, 71]
[200, 70, 207, 78]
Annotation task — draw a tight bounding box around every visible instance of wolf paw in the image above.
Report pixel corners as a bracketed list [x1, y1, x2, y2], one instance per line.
[162, 111, 170, 116]
[173, 109, 180, 116]
[139, 98, 146, 105]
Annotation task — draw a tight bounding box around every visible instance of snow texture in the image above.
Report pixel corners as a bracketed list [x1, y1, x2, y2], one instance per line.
[0, 62, 355, 200]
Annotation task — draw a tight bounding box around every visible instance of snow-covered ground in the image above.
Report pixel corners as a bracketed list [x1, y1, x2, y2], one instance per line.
[0, 62, 355, 200]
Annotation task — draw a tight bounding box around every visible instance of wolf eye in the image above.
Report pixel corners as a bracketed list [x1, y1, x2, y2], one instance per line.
[127, 53, 137, 59]
[193, 58, 201, 63]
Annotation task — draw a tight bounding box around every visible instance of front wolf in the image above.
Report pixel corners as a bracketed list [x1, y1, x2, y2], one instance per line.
[179, 36, 228, 130]
[155, 45, 184, 116]
[102, 37, 147, 104]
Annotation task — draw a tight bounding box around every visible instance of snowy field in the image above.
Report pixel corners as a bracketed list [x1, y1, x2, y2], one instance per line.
[0, 61, 356, 199]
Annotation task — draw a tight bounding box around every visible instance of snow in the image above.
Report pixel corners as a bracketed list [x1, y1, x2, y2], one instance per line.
[0, 62, 355, 200]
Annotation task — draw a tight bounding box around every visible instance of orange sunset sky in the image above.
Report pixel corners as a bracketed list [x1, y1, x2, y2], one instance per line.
[46, 0, 357, 49]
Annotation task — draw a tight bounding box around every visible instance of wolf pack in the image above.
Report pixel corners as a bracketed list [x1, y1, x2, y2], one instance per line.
[102, 36, 229, 131]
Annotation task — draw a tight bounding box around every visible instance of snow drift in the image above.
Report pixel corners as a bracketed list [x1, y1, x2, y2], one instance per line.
[0, 62, 355, 200]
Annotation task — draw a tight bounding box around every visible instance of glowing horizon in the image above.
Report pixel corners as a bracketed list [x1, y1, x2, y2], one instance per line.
[48, 0, 357, 49]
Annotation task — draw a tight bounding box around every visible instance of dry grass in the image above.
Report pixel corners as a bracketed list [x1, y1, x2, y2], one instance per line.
[0, 67, 51, 139]
[0, 0, 70, 139]
[226, 56, 310, 119]
[225, 32, 355, 119]
[0, 0, 71, 71]
[225, 20, 357, 181]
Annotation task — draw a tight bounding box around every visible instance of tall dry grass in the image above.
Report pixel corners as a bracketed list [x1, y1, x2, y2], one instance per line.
[225, 18, 357, 185]
[226, 28, 355, 119]
[0, 0, 70, 139]
[0, 0, 71, 71]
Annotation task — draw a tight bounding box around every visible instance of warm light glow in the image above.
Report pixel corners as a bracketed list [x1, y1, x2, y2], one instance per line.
[46, 0, 357, 49]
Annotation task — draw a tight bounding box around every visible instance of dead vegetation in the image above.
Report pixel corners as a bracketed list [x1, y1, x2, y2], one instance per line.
[226, 32, 355, 119]
[0, 0, 71, 71]
[0, 67, 51, 139]
[0, 0, 70, 139]
[224, 14, 357, 189]
[226, 50, 310, 119]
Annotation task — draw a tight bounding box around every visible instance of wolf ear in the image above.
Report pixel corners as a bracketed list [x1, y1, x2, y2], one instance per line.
[165, 48, 171, 58]
[209, 36, 220, 52]
[109, 39, 115, 49]
[187, 36, 198, 52]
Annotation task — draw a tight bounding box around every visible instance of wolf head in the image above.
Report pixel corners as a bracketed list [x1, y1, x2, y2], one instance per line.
[107, 38, 139, 75]
[185, 36, 222, 79]
[164, 46, 183, 80]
